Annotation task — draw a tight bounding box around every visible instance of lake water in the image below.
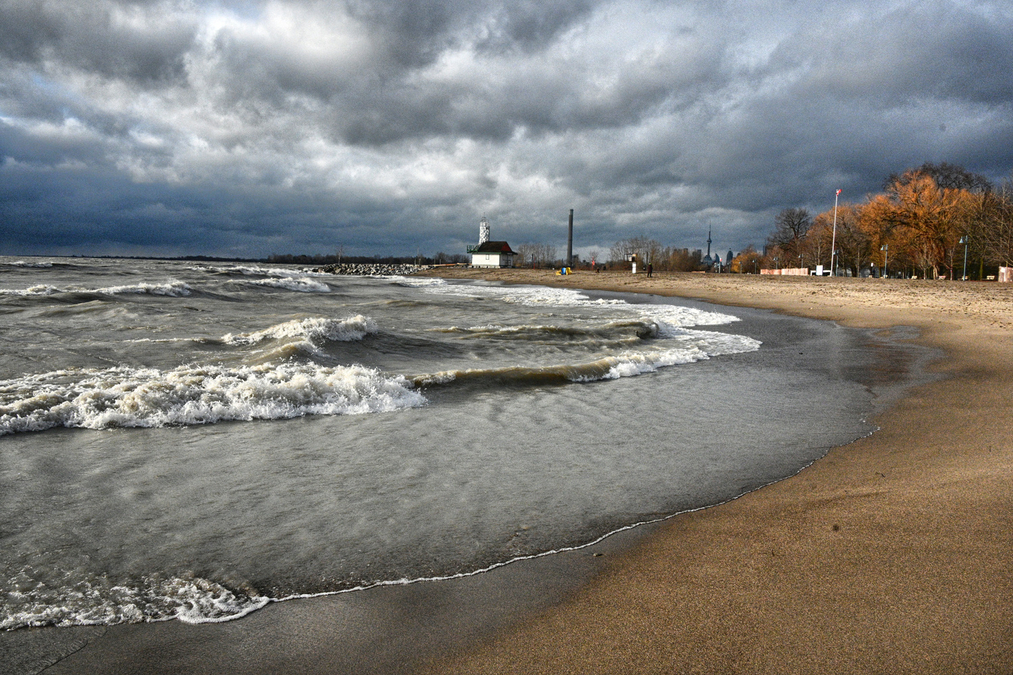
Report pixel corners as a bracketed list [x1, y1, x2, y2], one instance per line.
[0, 258, 922, 631]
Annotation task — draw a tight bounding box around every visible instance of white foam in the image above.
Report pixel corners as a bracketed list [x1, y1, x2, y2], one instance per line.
[9, 260, 53, 268]
[0, 280, 191, 297]
[94, 281, 192, 297]
[195, 264, 327, 278]
[222, 315, 377, 347]
[418, 282, 742, 329]
[1, 571, 270, 630]
[0, 284, 62, 296]
[246, 276, 331, 293]
[389, 276, 447, 288]
[0, 361, 425, 436]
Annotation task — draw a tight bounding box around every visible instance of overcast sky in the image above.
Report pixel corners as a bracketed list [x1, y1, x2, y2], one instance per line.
[2, 0, 1011, 259]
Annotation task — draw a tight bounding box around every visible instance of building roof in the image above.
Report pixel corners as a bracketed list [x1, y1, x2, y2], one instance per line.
[472, 241, 515, 254]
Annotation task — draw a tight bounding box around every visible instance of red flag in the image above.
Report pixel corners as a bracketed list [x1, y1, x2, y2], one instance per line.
[836, 189, 842, 195]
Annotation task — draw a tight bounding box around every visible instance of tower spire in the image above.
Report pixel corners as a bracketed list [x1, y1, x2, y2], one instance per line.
[479, 216, 490, 244]
[706, 227, 712, 258]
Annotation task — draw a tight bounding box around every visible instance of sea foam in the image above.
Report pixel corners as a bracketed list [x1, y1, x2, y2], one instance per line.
[221, 315, 378, 359]
[1, 570, 270, 630]
[0, 280, 192, 297]
[246, 276, 332, 293]
[0, 361, 424, 435]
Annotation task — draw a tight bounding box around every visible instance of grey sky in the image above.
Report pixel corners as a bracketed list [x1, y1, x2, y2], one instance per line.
[2, 0, 1011, 259]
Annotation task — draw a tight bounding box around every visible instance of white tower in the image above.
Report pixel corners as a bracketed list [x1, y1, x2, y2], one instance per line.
[479, 216, 490, 244]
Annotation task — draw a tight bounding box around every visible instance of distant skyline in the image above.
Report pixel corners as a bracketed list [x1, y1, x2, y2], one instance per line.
[2, 0, 1012, 260]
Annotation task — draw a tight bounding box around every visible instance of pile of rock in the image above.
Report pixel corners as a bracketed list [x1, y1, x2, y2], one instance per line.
[312, 263, 434, 276]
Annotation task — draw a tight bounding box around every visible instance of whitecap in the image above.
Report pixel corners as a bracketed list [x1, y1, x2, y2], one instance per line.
[0, 361, 425, 436]
[222, 315, 377, 347]
[246, 276, 331, 293]
[1, 570, 270, 630]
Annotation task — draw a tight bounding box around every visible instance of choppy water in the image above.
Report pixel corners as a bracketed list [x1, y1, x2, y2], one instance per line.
[0, 258, 918, 631]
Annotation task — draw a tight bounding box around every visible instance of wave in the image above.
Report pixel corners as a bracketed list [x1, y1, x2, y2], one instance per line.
[413, 281, 742, 330]
[1, 570, 269, 630]
[7, 260, 54, 268]
[413, 331, 760, 387]
[95, 281, 192, 297]
[222, 315, 377, 348]
[194, 264, 326, 278]
[390, 276, 447, 288]
[437, 320, 656, 344]
[0, 361, 424, 436]
[245, 276, 331, 293]
[0, 280, 192, 298]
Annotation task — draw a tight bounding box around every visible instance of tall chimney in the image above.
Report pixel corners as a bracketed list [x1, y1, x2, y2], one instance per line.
[567, 209, 573, 265]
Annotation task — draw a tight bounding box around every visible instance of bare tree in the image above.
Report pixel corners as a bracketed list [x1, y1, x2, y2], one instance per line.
[976, 180, 1013, 267]
[767, 208, 812, 264]
[885, 162, 992, 194]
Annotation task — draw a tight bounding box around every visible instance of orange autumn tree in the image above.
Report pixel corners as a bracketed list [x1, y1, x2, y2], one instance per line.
[803, 202, 877, 275]
[866, 171, 975, 279]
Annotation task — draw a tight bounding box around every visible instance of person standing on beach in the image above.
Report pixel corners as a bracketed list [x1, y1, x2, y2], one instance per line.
[647, 263, 653, 278]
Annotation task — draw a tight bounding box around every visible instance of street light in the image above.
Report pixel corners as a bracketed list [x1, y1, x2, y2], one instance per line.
[959, 236, 969, 281]
[829, 189, 841, 276]
[880, 244, 888, 278]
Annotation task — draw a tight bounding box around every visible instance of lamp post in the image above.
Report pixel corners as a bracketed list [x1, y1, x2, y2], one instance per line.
[829, 188, 841, 276]
[960, 236, 969, 280]
[880, 244, 888, 278]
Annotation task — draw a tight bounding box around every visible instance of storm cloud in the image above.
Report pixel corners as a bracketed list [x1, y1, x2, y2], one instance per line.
[1, 0, 1011, 258]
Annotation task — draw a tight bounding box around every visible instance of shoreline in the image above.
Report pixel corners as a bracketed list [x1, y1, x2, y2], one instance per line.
[415, 269, 1013, 674]
[7, 270, 1012, 674]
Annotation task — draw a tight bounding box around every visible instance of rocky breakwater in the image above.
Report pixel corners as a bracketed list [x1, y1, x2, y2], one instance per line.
[313, 263, 434, 276]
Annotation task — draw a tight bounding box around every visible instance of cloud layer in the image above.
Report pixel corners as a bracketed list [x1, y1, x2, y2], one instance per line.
[2, 0, 1011, 258]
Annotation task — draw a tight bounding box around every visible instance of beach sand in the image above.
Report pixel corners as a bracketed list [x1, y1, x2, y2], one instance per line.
[6, 270, 1012, 674]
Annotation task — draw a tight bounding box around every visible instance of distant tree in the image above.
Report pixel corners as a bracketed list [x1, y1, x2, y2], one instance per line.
[767, 208, 812, 263]
[975, 179, 1013, 267]
[608, 236, 661, 268]
[885, 162, 992, 194]
[664, 247, 703, 271]
[729, 246, 764, 274]
[869, 172, 974, 278]
[800, 215, 834, 270]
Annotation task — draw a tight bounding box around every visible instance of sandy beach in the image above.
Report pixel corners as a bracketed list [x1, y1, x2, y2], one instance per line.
[6, 269, 1012, 674]
[414, 269, 1013, 674]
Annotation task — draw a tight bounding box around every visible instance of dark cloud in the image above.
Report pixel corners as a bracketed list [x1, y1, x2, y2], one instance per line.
[0, 0, 1011, 258]
[0, 0, 197, 85]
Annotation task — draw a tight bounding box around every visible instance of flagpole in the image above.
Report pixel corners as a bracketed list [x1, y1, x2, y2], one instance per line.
[829, 189, 841, 276]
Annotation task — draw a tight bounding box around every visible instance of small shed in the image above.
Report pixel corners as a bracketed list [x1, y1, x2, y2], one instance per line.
[470, 241, 517, 268]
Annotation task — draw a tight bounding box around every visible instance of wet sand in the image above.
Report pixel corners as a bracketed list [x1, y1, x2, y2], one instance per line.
[5, 270, 1012, 674]
[416, 269, 1013, 674]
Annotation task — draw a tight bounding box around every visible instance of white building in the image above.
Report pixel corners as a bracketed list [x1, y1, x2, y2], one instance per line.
[470, 241, 516, 268]
[469, 216, 516, 267]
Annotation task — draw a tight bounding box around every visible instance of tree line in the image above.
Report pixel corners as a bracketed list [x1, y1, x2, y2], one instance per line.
[605, 236, 709, 271]
[763, 163, 1013, 279]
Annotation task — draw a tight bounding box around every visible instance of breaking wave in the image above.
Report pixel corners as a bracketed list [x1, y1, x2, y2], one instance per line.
[246, 276, 332, 293]
[220, 315, 378, 358]
[7, 260, 53, 268]
[2, 570, 270, 630]
[0, 361, 424, 436]
[0, 280, 191, 297]
[414, 330, 759, 387]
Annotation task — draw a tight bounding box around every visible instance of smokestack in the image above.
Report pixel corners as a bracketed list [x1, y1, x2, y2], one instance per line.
[567, 209, 573, 266]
